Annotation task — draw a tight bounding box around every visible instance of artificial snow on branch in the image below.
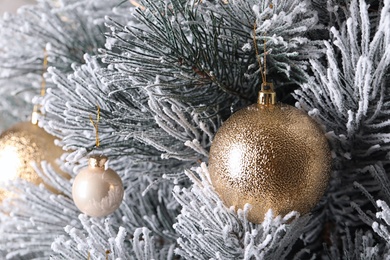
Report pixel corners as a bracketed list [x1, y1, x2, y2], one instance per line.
[173, 163, 312, 259]
[0, 0, 131, 131]
[294, 0, 390, 255]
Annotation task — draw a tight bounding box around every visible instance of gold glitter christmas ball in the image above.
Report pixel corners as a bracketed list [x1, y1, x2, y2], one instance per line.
[208, 102, 331, 223]
[72, 155, 124, 217]
[0, 121, 66, 201]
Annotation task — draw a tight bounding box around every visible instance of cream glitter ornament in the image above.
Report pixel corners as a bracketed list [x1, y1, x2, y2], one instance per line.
[208, 83, 332, 223]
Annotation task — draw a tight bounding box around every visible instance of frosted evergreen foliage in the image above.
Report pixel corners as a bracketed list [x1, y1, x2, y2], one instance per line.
[0, 161, 78, 259]
[173, 164, 311, 259]
[0, 0, 133, 131]
[1, 0, 390, 259]
[103, 0, 322, 111]
[294, 0, 390, 256]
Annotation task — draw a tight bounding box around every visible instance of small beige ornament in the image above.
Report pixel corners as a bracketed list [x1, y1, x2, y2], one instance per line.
[72, 155, 124, 217]
[208, 83, 332, 223]
[72, 105, 124, 217]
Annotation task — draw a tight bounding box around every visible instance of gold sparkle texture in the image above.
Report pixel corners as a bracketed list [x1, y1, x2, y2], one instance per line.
[208, 103, 331, 223]
[0, 121, 66, 201]
[72, 155, 124, 217]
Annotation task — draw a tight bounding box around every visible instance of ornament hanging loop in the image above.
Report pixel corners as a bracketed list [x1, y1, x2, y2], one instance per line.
[253, 21, 268, 86]
[89, 104, 101, 147]
[253, 21, 276, 106]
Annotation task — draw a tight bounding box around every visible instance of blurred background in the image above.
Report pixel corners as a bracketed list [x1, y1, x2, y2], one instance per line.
[0, 0, 36, 14]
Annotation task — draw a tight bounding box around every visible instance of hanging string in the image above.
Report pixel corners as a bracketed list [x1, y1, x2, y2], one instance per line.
[253, 15, 276, 105]
[129, 0, 146, 10]
[253, 21, 267, 86]
[32, 49, 49, 124]
[40, 48, 48, 97]
[86, 250, 110, 259]
[89, 104, 101, 147]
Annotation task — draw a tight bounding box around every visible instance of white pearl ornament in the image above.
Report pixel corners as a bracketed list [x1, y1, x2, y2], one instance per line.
[72, 155, 124, 217]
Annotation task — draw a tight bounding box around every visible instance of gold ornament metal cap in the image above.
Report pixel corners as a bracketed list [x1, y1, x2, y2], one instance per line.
[88, 155, 108, 169]
[258, 82, 276, 106]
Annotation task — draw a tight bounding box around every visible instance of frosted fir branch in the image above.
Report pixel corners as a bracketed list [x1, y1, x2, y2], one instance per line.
[373, 200, 390, 244]
[53, 225, 175, 260]
[98, 0, 323, 164]
[348, 164, 390, 258]
[250, 0, 324, 78]
[294, 0, 390, 237]
[120, 175, 180, 242]
[95, 156, 183, 241]
[51, 164, 180, 259]
[45, 44, 218, 165]
[145, 86, 218, 160]
[0, 0, 132, 130]
[173, 163, 311, 259]
[0, 161, 80, 259]
[357, 200, 390, 257]
[311, 0, 381, 37]
[353, 163, 390, 215]
[132, 228, 156, 260]
[52, 215, 176, 259]
[349, 164, 390, 257]
[0, 137, 178, 258]
[0, 88, 32, 131]
[0, 0, 130, 76]
[51, 215, 132, 260]
[131, 227, 174, 260]
[203, 0, 324, 80]
[102, 0, 322, 113]
[297, 0, 390, 139]
[324, 228, 381, 260]
[33, 159, 74, 198]
[43, 55, 165, 164]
